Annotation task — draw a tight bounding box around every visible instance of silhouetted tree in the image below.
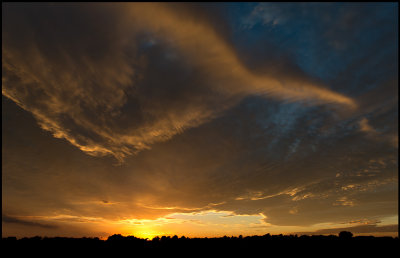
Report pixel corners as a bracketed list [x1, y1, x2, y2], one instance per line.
[107, 234, 124, 241]
[160, 236, 170, 242]
[339, 231, 353, 239]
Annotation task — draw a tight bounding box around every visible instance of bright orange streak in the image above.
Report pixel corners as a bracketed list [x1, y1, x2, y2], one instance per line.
[126, 3, 357, 109]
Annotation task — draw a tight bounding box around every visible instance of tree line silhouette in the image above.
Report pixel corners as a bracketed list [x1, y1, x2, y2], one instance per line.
[2, 231, 398, 256]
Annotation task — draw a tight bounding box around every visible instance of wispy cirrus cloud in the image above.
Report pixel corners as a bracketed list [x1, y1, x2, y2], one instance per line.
[2, 3, 356, 162]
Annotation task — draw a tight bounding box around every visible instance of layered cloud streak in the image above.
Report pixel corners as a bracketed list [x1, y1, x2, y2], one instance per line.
[2, 3, 356, 161]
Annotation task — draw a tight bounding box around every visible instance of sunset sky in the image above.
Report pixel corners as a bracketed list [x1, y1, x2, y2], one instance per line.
[2, 3, 398, 239]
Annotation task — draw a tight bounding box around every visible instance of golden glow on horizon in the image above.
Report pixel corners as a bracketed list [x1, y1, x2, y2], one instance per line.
[2, 211, 398, 239]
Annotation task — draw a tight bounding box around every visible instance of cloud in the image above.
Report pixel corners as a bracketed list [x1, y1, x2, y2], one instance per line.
[359, 118, 378, 135]
[2, 214, 58, 229]
[2, 3, 356, 162]
[2, 3, 397, 237]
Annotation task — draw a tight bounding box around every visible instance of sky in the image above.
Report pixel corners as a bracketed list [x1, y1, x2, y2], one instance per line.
[2, 3, 398, 239]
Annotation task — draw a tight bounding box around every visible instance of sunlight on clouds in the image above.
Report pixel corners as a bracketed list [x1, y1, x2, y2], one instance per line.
[359, 118, 377, 134]
[234, 187, 310, 202]
[127, 3, 357, 109]
[109, 210, 271, 237]
[2, 3, 357, 162]
[21, 212, 396, 238]
[19, 210, 270, 238]
[334, 197, 355, 207]
[2, 3, 397, 239]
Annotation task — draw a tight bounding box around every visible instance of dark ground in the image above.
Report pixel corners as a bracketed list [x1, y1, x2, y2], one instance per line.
[2, 233, 399, 256]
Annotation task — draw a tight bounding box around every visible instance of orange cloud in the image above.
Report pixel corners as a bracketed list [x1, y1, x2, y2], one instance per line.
[126, 3, 357, 108]
[2, 3, 357, 162]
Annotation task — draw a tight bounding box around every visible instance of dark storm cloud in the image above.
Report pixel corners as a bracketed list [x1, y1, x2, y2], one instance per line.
[2, 214, 58, 229]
